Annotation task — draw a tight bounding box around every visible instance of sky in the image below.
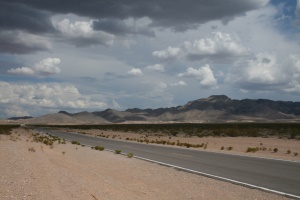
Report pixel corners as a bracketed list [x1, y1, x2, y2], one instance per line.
[0, 0, 300, 118]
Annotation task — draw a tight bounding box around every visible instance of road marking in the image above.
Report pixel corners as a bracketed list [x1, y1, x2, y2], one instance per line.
[172, 153, 193, 158]
[132, 155, 300, 200]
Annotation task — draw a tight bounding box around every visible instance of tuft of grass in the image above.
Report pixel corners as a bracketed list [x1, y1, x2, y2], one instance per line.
[71, 140, 81, 145]
[246, 147, 259, 153]
[115, 149, 121, 154]
[127, 152, 134, 158]
[95, 146, 104, 151]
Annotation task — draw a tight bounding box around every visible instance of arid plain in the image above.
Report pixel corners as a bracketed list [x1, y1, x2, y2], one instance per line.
[1, 127, 299, 199]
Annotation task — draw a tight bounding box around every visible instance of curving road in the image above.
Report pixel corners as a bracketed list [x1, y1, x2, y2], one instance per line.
[36, 128, 300, 198]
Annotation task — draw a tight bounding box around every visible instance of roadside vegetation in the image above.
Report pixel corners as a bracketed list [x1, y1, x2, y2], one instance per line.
[36, 123, 300, 139]
[0, 125, 20, 135]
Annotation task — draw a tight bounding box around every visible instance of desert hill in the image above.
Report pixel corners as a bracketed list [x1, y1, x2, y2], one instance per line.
[16, 95, 300, 124]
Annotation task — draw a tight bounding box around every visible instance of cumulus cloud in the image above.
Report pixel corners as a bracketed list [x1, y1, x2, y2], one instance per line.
[184, 32, 250, 60]
[178, 64, 218, 88]
[0, 31, 52, 54]
[170, 81, 187, 86]
[0, 1, 269, 54]
[152, 47, 183, 61]
[53, 18, 114, 47]
[0, 81, 108, 117]
[8, 58, 61, 76]
[153, 32, 250, 62]
[226, 53, 300, 93]
[127, 68, 143, 76]
[146, 64, 165, 72]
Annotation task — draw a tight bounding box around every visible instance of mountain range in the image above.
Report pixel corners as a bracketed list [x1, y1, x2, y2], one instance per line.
[15, 95, 300, 124]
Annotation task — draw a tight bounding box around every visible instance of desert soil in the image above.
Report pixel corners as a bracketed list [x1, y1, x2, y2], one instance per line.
[0, 128, 296, 200]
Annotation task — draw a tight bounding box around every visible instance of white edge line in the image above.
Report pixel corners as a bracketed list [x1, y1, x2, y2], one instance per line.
[131, 155, 300, 200]
[45, 132, 300, 199]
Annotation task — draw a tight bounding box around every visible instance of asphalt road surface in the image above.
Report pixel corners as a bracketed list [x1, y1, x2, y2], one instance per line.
[36, 128, 300, 198]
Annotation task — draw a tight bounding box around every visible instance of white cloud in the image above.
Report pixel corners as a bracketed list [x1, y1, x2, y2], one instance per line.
[0, 81, 108, 114]
[170, 81, 187, 86]
[146, 64, 165, 72]
[184, 32, 250, 60]
[53, 18, 115, 46]
[226, 53, 300, 93]
[152, 32, 250, 62]
[7, 58, 61, 77]
[33, 58, 61, 75]
[152, 46, 182, 61]
[178, 64, 218, 88]
[7, 67, 35, 75]
[127, 68, 143, 76]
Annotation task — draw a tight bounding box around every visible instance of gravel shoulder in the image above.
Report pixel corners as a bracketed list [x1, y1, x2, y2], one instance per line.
[0, 128, 293, 200]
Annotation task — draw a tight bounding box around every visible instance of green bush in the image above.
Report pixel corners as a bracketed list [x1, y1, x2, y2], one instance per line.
[246, 147, 259, 153]
[95, 146, 104, 151]
[127, 152, 134, 158]
[115, 150, 121, 154]
[71, 140, 81, 145]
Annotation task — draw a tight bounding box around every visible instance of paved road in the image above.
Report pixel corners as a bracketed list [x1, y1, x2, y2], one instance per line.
[36, 128, 300, 198]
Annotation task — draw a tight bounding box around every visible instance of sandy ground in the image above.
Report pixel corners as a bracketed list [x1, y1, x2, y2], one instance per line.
[63, 128, 300, 162]
[0, 128, 295, 200]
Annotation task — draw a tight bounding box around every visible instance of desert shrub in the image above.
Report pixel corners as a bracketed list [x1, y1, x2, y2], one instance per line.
[294, 152, 299, 156]
[115, 150, 121, 154]
[220, 146, 224, 150]
[246, 147, 259, 153]
[185, 143, 191, 148]
[227, 146, 233, 151]
[0, 125, 19, 135]
[273, 148, 278, 153]
[127, 152, 134, 158]
[95, 146, 104, 151]
[287, 150, 291, 154]
[71, 140, 81, 145]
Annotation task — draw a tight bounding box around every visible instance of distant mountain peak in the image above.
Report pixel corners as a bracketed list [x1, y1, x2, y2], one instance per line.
[197, 95, 232, 104]
[207, 95, 230, 101]
[58, 111, 71, 116]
